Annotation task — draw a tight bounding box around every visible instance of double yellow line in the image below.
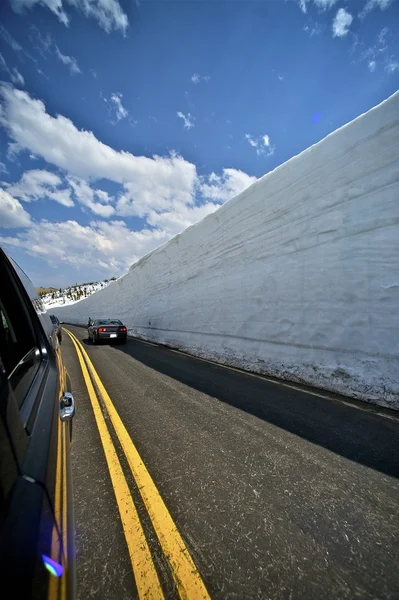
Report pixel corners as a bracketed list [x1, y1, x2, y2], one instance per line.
[65, 328, 210, 600]
[48, 416, 66, 600]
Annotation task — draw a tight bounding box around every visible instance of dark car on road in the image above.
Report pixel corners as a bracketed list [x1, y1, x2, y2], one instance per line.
[88, 319, 127, 344]
[0, 247, 75, 598]
[50, 314, 62, 344]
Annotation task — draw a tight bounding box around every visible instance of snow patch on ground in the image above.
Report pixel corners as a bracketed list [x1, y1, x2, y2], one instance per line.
[54, 91, 399, 410]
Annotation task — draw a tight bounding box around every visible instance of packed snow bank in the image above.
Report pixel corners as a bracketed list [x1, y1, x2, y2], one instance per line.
[55, 91, 399, 410]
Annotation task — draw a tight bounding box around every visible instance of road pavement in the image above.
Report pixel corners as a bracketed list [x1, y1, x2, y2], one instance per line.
[61, 325, 399, 600]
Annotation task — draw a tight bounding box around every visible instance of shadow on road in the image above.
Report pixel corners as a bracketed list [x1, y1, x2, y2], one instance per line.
[65, 324, 398, 479]
[82, 338, 125, 347]
[108, 336, 399, 479]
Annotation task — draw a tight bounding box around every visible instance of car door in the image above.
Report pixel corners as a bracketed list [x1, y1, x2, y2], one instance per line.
[0, 248, 75, 598]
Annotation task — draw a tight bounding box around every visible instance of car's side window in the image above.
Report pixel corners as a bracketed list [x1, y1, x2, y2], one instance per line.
[0, 255, 34, 526]
[0, 258, 41, 410]
[0, 387, 20, 528]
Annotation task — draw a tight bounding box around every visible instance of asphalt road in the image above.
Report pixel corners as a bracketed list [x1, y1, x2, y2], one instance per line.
[61, 325, 399, 600]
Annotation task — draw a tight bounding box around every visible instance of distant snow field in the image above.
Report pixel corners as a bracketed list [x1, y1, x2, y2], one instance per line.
[42, 280, 112, 309]
[54, 91, 399, 410]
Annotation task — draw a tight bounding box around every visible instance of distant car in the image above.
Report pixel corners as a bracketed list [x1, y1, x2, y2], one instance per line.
[50, 314, 62, 344]
[88, 319, 127, 344]
[0, 247, 75, 597]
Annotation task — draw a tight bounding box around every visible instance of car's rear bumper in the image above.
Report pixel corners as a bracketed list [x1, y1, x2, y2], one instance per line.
[97, 333, 127, 341]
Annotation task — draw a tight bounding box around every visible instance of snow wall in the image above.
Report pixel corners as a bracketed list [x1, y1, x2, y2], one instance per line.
[54, 91, 399, 410]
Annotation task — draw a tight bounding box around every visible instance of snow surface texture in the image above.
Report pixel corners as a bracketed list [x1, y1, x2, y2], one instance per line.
[54, 91, 399, 410]
[43, 281, 110, 309]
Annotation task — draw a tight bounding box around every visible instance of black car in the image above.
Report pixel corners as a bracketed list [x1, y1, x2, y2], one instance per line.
[0, 247, 75, 598]
[50, 314, 62, 344]
[88, 319, 127, 344]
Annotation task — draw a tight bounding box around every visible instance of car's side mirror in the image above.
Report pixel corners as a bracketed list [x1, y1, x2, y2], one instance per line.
[60, 392, 75, 421]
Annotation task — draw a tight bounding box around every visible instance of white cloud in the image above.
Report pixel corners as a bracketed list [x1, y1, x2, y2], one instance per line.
[368, 60, 376, 71]
[0, 84, 258, 274]
[299, 0, 338, 11]
[245, 134, 258, 148]
[313, 0, 339, 7]
[116, 165, 256, 223]
[29, 27, 81, 75]
[303, 21, 324, 37]
[356, 26, 398, 75]
[0, 87, 209, 221]
[37, 68, 49, 80]
[5, 169, 115, 217]
[263, 134, 271, 147]
[385, 58, 399, 72]
[55, 45, 81, 74]
[5, 169, 61, 200]
[0, 53, 25, 87]
[0, 25, 22, 52]
[177, 111, 195, 129]
[0, 54, 9, 71]
[103, 92, 129, 123]
[49, 188, 74, 207]
[11, 0, 69, 26]
[116, 166, 194, 217]
[2, 194, 244, 270]
[332, 8, 353, 37]
[30, 26, 52, 56]
[69, 0, 128, 33]
[146, 202, 221, 237]
[245, 133, 275, 157]
[9, 0, 128, 33]
[0, 188, 31, 228]
[378, 27, 389, 45]
[96, 189, 111, 203]
[359, 0, 395, 18]
[200, 168, 257, 203]
[191, 73, 210, 85]
[1, 54, 9, 69]
[11, 67, 25, 86]
[68, 177, 115, 217]
[4, 169, 74, 207]
[0, 86, 197, 215]
[0, 219, 171, 272]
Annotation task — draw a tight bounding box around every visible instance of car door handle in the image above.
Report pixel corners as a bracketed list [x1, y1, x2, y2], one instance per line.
[60, 392, 75, 421]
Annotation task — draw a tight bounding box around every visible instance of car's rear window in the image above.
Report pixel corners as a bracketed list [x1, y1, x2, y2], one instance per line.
[96, 319, 122, 325]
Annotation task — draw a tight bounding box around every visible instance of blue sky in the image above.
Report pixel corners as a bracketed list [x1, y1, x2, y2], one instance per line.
[0, 0, 398, 287]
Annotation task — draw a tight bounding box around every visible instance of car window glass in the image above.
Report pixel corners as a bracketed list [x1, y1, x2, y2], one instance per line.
[0, 260, 41, 409]
[0, 392, 20, 528]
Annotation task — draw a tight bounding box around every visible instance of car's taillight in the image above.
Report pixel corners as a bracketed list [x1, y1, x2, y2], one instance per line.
[121, 327, 127, 332]
[98, 327, 105, 332]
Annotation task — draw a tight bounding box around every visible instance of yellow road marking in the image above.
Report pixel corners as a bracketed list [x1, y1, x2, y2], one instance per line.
[66, 331, 164, 600]
[66, 328, 211, 600]
[61, 426, 68, 599]
[48, 420, 62, 600]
